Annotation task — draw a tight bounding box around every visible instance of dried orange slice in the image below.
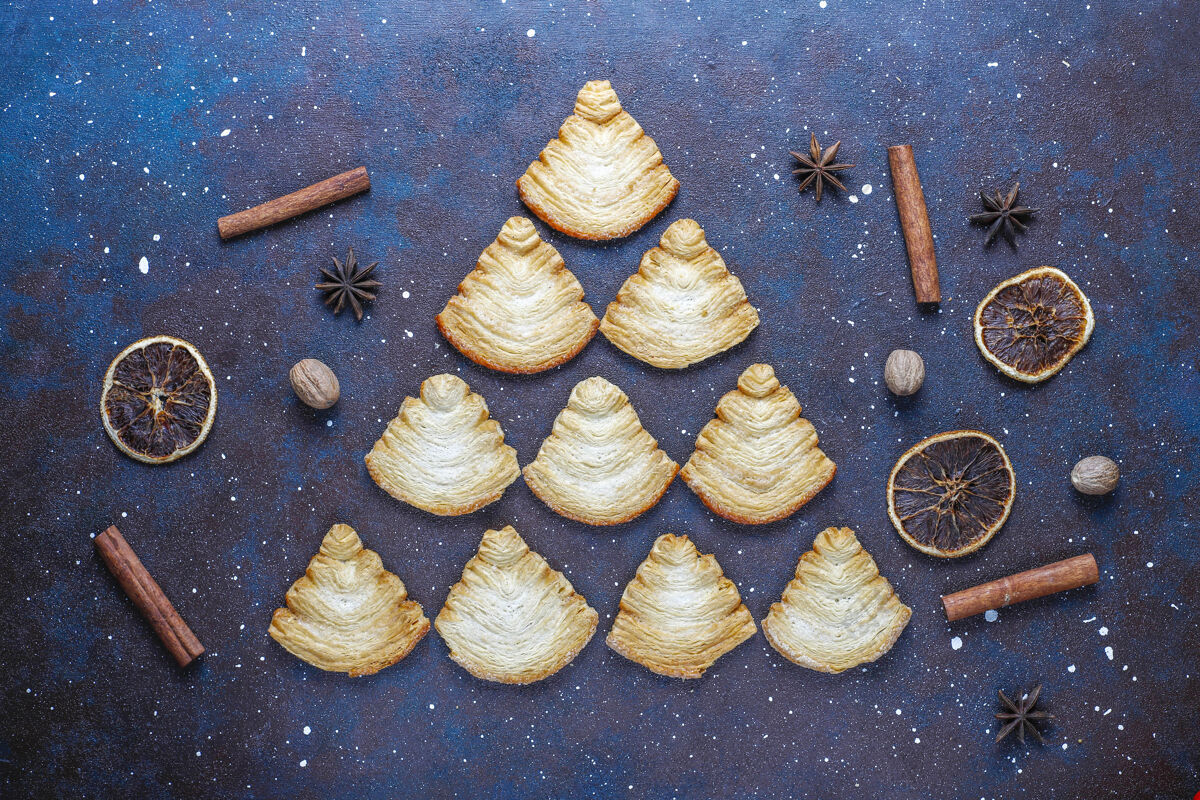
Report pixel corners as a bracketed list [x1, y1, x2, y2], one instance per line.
[101, 336, 217, 464]
[887, 430, 1015, 558]
[973, 266, 1094, 383]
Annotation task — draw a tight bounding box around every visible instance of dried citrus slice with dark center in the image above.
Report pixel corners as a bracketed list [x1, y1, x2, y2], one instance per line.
[973, 266, 1094, 383]
[887, 430, 1015, 558]
[101, 336, 217, 464]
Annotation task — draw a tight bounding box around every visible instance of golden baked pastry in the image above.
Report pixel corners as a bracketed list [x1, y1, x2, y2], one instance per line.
[681, 364, 836, 524]
[607, 533, 756, 678]
[522, 377, 678, 525]
[436, 217, 599, 374]
[516, 80, 679, 240]
[268, 524, 429, 676]
[600, 219, 759, 369]
[435, 525, 598, 684]
[761, 527, 911, 674]
[365, 374, 519, 515]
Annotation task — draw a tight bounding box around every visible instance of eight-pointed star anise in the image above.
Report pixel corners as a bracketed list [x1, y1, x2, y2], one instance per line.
[316, 247, 381, 322]
[970, 182, 1039, 247]
[995, 684, 1054, 744]
[790, 133, 854, 202]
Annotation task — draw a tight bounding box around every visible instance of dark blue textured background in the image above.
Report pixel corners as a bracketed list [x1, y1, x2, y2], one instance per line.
[1, 2, 1197, 798]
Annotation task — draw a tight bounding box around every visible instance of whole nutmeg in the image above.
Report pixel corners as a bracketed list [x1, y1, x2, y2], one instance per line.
[1071, 455, 1119, 495]
[884, 349, 925, 396]
[289, 358, 340, 409]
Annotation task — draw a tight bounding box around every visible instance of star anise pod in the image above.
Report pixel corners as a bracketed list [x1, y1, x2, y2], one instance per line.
[790, 133, 854, 202]
[316, 247, 380, 321]
[995, 684, 1053, 744]
[970, 182, 1039, 247]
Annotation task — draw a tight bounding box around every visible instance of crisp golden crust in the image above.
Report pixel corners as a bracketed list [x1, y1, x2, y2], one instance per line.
[606, 533, 756, 678]
[522, 376, 678, 525]
[516, 80, 679, 240]
[436, 217, 599, 374]
[973, 266, 1094, 383]
[761, 527, 911, 674]
[600, 219, 760, 369]
[435, 526, 598, 684]
[365, 374, 520, 515]
[268, 524, 429, 677]
[680, 364, 836, 524]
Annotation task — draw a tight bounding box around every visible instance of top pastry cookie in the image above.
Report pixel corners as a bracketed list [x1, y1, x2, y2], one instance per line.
[517, 80, 679, 240]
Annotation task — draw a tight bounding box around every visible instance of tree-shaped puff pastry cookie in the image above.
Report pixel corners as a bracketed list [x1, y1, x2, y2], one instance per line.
[607, 533, 756, 678]
[435, 525, 598, 684]
[600, 219, 759, 369]
[761, 527, 911, 673]
[365, 374, 520, 515]
[680, 363, 836, 524]
[268, 524, 429, 676]
[522, 376, 678, 525]
[436, 217, 599, 374]
[516, 80, 679, 240]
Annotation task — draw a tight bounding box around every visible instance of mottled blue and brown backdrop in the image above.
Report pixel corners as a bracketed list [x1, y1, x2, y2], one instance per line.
[1, 1, 1197, 798]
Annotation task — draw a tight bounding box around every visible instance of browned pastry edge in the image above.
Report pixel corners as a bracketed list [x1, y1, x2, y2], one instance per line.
[363, 457, 507, 517]
[521, 464, 680, 526]
[515, 176, 680, 241]
[681, 463, 838, 525]
[269, 607, 431, 677]
[435, 312, 600, 375]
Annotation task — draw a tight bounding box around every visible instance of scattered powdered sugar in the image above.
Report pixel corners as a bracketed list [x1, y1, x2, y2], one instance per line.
[138, 256, 149, 274]
[950, 636, 963, 650]
[861, 183, 873, 195]
[1104, 646, 1114, 660]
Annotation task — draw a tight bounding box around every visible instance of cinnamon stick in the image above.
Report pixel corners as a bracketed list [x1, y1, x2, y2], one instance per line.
[217, 166, 370, 240]
[94, 525, 205, 667]
[887, 145, 940, 303]
[942, 553, 1099, 622]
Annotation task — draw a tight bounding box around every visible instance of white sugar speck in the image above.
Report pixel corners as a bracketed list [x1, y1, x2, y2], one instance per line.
[1104, 646, 1114, 660]
[303, 726, 311, 735]
[138, 257, 149, 274]
[1098, 626, 1109, 636]
[78, 173, 85, 181]
[429, 703, 435, 710]
[950, 636, 963, 651]
[848, 195, 859, 203]
[1067, 664, 1076, 673]
[402, 290, 410, 299]
[153, 234, 161, 242]
[526, 28, 535, 37]
[861, 183, 873, 195]
[299, 759, 307, 768]
[220, 129, 231, 137]
[984, 609, 999, 622]
[819, 0, 827, 7]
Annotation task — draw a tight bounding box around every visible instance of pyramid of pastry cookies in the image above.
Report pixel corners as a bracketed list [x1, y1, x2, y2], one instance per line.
[762, 527, 911, 673]
[268, 524, 429, 676]
[523, 376, 678, 525]
[601, 219, 759, 368]
[435, 525, 598, 684]
[436, 217, 599, 374]
[365, 374, 520, 515]
[607, 533, 756, 678]
[517, 80, 679, 240]
[681, 363, 836, 524]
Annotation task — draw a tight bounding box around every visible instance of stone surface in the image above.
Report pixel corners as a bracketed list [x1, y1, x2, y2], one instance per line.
[0, 2, 1197, 798]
